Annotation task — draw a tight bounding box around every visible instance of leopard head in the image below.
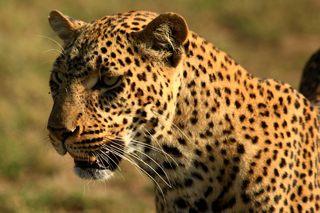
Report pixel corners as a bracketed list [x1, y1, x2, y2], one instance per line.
[47, 10, 188, 180]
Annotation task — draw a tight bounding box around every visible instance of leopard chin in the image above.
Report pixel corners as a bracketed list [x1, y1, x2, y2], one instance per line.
[74, 167, 114, 180]
[73, 155, 120, 180]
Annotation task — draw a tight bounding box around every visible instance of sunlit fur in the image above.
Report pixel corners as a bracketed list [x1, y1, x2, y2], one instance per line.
[47, 10, 320, 212]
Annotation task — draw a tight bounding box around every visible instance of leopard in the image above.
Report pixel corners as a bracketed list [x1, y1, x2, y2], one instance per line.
[299, 49, 320, 117]
[47, 10, 320, 212]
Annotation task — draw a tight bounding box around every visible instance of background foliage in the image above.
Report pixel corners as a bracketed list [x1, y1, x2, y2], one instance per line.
[0, 0, 319, 212]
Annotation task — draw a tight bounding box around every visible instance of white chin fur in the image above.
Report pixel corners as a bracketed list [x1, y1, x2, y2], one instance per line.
[74, 167, 114, 181]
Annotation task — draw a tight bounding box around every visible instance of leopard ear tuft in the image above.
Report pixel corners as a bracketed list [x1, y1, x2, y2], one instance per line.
[132, 13, 188, 67]
[48, 10, 86, 41]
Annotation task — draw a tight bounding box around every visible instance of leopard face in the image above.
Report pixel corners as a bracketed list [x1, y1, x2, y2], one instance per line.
[47, 10, 188, 180]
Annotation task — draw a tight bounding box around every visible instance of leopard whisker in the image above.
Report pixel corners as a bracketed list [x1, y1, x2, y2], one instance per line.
[107, 143, 172, 188]
[140, 127, 183, 184]
[108, 135, 167, 156]
[133, 150, 172, 187]
[42, 48, 64, 55]
[99, 139, 148, 173]
[128, 151, 166, 198]
[94, 148, 123, 172]
[120, 142, 172, 186]
[94, 151, 125, 180]
[151, 109, 193, 144]
[101, 143, 166, 196]
[128, 137, 180, 179]
[142, 127, 179, 168]
[37, 34, 64, 51]
[126, 138, 170, 155]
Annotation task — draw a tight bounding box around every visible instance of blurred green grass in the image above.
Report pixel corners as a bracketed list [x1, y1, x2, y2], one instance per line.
[0, 0, 319, 212]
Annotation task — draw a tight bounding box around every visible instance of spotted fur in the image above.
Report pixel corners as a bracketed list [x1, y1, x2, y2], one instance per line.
[47, 10, 320, 212]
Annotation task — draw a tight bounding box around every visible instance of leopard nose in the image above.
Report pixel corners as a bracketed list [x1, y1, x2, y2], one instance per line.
[47, 126, 80, 142]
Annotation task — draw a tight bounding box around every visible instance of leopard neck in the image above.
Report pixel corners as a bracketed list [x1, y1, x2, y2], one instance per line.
[153, 31, 256, 203]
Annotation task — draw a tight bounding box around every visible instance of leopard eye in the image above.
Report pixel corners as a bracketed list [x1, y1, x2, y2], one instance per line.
[49, 71, 64, 97]
[101, 75, 122, 89]
[53, 71, 64, 84]
[86, 75, 98, 89]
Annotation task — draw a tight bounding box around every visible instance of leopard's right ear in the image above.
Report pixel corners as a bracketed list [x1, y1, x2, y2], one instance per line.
[48, 10, 86, 41]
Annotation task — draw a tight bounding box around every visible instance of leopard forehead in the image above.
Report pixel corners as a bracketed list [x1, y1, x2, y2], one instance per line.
[53, 11, 158, 75]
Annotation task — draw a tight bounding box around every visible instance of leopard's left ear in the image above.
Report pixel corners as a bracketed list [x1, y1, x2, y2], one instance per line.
[48, 10, 86, 42]
[132, 13, 188, 67]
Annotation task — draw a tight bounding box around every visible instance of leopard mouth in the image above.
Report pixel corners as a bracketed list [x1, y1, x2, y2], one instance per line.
[73, 140, 124, 180]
